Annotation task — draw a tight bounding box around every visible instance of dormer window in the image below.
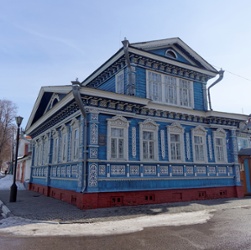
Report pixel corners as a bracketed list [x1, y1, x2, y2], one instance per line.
[165, 49, 177, 59]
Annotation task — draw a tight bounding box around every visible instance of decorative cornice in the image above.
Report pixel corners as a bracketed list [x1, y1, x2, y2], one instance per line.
[130, 54, 209, 83]
[29, 93, 245, 138]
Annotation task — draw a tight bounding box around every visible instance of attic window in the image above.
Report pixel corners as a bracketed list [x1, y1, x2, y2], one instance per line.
[50, 95, 60, 109]
[165, 49, 177, 59]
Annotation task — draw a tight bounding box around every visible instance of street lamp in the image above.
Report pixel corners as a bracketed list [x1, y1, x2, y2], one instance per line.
[9, 116, 23, 202]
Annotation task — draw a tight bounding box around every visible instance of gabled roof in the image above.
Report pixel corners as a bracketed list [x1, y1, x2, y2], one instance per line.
[82, 37, 219, 87]
[25, 85, 72, 131]
[130, 37, 217, 73]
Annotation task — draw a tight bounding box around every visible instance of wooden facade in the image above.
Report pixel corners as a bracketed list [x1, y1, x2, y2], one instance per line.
[25, 38, 249, 209]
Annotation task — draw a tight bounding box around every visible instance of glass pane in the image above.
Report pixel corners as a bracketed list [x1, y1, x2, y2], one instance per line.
[143, 141, 148, 159]
[111, 138, 117, 158]
[118, 139, 124, 158]
[149, 141, 154, 159]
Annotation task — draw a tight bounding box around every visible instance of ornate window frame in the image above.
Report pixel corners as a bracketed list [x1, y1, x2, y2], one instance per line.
[192, 125, 207, 163]
[42, 134, 49, 165]
[107, 115, 129, 161]
[52, 129, 59, 164]
[60, 125, 68, 163]
[139, 119, 159, 161]
[71, 118, 80, 161]
[165, 49, 177, 59]
[213, 128, 227, 163]
[34, 138, 41, 166]
[115, 70, 124, 94]
[167, 122, 184, 162]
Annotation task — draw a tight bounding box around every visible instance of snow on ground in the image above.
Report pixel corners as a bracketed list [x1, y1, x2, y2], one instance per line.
[0, 210, 215, 236]
[0, 175, 215, 237]
[0, 175, 26, 190]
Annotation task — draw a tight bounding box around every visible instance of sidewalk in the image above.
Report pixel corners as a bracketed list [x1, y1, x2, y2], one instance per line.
[1, 189, 251, 223]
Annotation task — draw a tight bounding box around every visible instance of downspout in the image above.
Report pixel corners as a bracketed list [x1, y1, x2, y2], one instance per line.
[122, 38, 135, 95]
[71, 80, 87, 192]
[208, 69, 224, 110]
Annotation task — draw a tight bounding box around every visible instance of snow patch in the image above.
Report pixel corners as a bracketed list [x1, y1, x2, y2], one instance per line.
[0, 210, 215, 236]
[0, 175, 26, 190]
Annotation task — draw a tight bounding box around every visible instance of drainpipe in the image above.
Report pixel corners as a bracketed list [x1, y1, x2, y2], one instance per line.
[122, 38, 135, 95]
[208, 69, 224, 110]
[71, 80, 87, 192]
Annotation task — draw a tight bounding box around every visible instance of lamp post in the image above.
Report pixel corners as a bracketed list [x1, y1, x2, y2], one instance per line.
[9, 116, 23, 202]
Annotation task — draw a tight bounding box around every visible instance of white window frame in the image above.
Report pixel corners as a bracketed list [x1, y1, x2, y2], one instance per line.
[60, 125, 68, 163]
[146, 70, 194, 108]
[71, 119, 80, 161]
[42, 134, 49, 165]
[213, 128, 227, 163]
[192, 126, 207, 163]
[107, 116, 129, 161]
[52, 130, 59, 164]
[140, 119, 159, 161]
[167, 123, 184, 162]
[115, 70, 124, 94]
[35, 138, 43, 166]
[34, 140, 39, 166]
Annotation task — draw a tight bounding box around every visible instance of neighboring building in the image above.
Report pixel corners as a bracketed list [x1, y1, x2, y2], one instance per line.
[16, 134, 32, 184]
[25, 38, 249, 209]
[238, 148, 251, 195]
[237, 124, 251, 195]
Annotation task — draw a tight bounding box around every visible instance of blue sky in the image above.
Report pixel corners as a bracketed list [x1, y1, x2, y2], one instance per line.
[1, 0, 251, 128]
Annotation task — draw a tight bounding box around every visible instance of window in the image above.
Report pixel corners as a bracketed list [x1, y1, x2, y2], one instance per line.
[147, 70, 193, 108]
[165, 49, 177, 59]
[61, 126, 68, 162]
[35, 138, 43, 166]
[107, 116, 129, 160]
[170, 134, 181, 160]
[62, 133, 68, 162]
[116, 70, 124, 94]
[42, 135, 49, 165]
[214, 128, 227, 163]
[52, 131, 59, 164]
[72, 128, 79, 160]
[143, 131, 155, 159]
[164, 75, 177, 105]
[111, 128, 124, 159]
[237, 137, 251, 150]
[140, 119, 158, 161]
[192, 126, 207, 163]
[179, 79, 192, 107]
[194, 136, 205, 161]
[167, 123, 184, 162]
[148, 71, 162, 102]
[71, 118, 80, 161]
[34, 140, 39, 166]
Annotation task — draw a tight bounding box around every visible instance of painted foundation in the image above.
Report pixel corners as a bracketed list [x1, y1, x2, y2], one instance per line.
[29, 183, 244, 210]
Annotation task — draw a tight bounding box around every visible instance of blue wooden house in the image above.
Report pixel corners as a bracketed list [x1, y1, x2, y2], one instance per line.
[25, 38, 249, 209]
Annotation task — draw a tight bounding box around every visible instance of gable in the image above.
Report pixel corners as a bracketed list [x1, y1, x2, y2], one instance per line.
[148, 47, 191, 64]
[131, 37, 217, 73]
[25, 85, 72, 131]
[44, 93, 68, 114]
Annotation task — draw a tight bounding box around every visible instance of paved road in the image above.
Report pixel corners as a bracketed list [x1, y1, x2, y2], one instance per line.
[1, 206, 251, 250]
[1, 190, 251, 249]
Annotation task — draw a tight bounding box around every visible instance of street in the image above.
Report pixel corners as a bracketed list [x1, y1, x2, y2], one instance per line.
[1, 206, 251, 250]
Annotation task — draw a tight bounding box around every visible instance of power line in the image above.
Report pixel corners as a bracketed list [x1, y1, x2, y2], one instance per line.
[212, 64, 251, 82]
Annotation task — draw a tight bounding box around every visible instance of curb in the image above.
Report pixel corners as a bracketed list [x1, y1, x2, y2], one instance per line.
[0, 200, 11, 218]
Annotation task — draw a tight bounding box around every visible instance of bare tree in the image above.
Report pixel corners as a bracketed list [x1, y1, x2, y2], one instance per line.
[0, 99, 17, 168]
